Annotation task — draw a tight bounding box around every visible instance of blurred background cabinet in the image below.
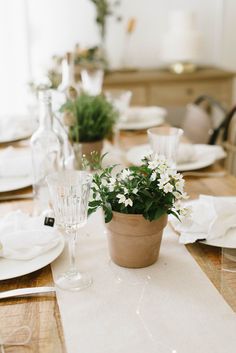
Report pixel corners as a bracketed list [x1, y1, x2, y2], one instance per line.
[103, 66, 235, 126]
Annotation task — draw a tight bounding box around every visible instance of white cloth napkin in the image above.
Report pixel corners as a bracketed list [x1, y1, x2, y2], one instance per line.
[0, 115, 33, 141]
[0, 210, 60, 260]
[177, 144, 226, 164]
[171, 195, 236, 244]
[0, 147, 32, 177]
[126, 106, 166, 122]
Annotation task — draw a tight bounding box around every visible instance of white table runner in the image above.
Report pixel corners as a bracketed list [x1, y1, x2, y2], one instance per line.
[51, 211, 236, 353]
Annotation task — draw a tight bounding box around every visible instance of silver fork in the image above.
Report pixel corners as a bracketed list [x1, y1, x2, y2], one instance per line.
[0, 287, 56, 299]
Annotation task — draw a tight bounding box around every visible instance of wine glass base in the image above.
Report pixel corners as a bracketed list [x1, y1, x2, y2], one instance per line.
[55, 271, 92, 291]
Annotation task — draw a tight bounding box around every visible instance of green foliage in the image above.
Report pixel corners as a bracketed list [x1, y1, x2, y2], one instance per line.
[60, 93, 118, 143]
[88, 155, 189, 223]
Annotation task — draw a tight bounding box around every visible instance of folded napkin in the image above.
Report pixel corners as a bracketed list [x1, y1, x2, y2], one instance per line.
[177, 144, 196, 164]
[0, 210, 60, 260]
[0, 147, 32, 177]
[177, 144, 226, 165]
[171, 195, 236, 244]
[126, 106, 166, 122]
[0, 115, 33, 141]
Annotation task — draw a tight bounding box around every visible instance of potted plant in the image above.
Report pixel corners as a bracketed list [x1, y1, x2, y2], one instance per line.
[88, 154, 189, 268]
[60, 93, 118, 166]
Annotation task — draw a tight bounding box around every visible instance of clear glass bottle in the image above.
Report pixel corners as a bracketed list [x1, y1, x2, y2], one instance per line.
[30, 90, 62, 214]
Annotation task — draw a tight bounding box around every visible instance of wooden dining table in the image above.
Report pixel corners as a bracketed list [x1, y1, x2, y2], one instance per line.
[0, 132, 236, 353]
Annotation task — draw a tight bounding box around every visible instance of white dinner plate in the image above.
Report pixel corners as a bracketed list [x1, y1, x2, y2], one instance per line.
[0, 147, 33, 192]
[0, 131, 33, 144]
[0, 175, 33, 192]
[126, 144, 221, 172]
[0, 115, 35, 144]
[118, 107, 166, 130]
[0, 232, 65, 280]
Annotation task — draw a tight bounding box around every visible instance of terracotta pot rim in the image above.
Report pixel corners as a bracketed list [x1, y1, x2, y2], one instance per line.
[111, 210, 168, 220]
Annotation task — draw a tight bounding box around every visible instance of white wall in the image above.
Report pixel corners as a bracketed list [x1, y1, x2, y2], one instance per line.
[27, 0, 228, 79]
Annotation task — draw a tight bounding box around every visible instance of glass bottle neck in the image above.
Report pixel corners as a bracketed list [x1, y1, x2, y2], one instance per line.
[38, 98, 53, 129]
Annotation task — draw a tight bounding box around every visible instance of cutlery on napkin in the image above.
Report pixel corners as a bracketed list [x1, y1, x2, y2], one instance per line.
[0, 210, 60, 260]
[0, 147, 32, 177]
[170, 195, 236, 244]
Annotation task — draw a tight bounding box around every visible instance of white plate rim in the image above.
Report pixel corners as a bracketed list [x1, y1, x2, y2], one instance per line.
[118, 116, 165, 130]
[0, 132, 33, 144]
[126, 144, 217, 172]
[0, 232, 65, 280]
[0, 175, 33, 192]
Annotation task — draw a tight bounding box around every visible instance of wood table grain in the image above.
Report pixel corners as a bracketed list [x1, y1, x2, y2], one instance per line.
[0, 134, 236, 352]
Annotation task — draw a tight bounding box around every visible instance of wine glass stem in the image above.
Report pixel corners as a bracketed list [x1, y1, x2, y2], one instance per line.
[68, 231, 77, 274]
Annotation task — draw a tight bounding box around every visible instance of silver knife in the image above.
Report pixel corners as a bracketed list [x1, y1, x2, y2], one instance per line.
[0, 286, 56, 299]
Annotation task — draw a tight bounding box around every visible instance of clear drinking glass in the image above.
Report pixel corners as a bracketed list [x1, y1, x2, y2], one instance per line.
[147, 127, 183, 165]
[46, 171, 92, 291]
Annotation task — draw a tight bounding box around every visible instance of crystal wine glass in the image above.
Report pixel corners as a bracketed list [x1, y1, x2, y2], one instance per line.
[46, 170, 92, 291]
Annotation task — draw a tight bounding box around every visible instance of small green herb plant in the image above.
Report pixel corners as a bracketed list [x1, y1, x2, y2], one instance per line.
[60, 93, 118, 143]
[88, 154, 190, 223]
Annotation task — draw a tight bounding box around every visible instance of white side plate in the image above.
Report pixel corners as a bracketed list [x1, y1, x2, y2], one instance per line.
[0, 232, 65, 280]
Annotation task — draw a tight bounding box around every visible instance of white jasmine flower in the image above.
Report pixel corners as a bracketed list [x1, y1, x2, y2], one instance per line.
[181, 192, 189, 200]
[117, 194, 126, 204]
[173, 191, 182, 200]
[158, 181, 165, 189]
[101, 179, 108, 187]
[163, 183, 174, 193]
[116, 194, 133, 207]
[123, 187, 129, 194]
[125, 198, 133, 207]
[148, 160, 159, 170]
[175, 179, 185, 192]
[160, 173, 170, 184]
[120, 169, 131, 180]
[108, 184, 115, 192]
[150, 172, 157, 181]
[92, 182, 99, 191]
[132, 187, 138, 194]
[109, 177, 116, 185]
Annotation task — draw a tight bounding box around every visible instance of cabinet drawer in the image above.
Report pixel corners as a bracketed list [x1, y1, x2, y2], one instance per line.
[149, 79, 232, 107]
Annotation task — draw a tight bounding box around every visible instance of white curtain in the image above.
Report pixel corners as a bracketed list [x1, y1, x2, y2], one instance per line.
[0, 0, 30, 115]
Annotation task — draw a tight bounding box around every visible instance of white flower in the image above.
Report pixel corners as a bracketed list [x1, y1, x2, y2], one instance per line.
[148, 160, 159, 170]
[132, 187, 138, 194]
[163, 183, 174, 193]
[109, 177, 116, 185]
[158, 181, 165, 189]
[175, 179, 185, 192]
[123, 187, 129, 194]
[101, 179, 108, 187]
[173, 191, 182, 200]
[120, 169, 132, 180]
[108, 184, 115, 192]
[116, 194, 133, 207]
[150, 172, 157, 181]
[117, 194, 126, 204]
[181, 192, 189, 200]
[125, 198, 133, 207]
[92, 182, 99, 191]
[160, 173, 170, 184]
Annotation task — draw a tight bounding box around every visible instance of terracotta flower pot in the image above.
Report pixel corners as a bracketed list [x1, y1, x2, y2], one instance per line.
[81, 140, 103, 160]
[73, 140, 103, 169]
[106, 211, 168, 268]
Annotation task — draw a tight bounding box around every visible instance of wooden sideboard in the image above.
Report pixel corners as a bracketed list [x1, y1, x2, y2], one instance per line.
[103, 66, 235, 126]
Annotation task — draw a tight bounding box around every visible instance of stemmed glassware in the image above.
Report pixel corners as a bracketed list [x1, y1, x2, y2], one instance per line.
[47, 170, 92, 291]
